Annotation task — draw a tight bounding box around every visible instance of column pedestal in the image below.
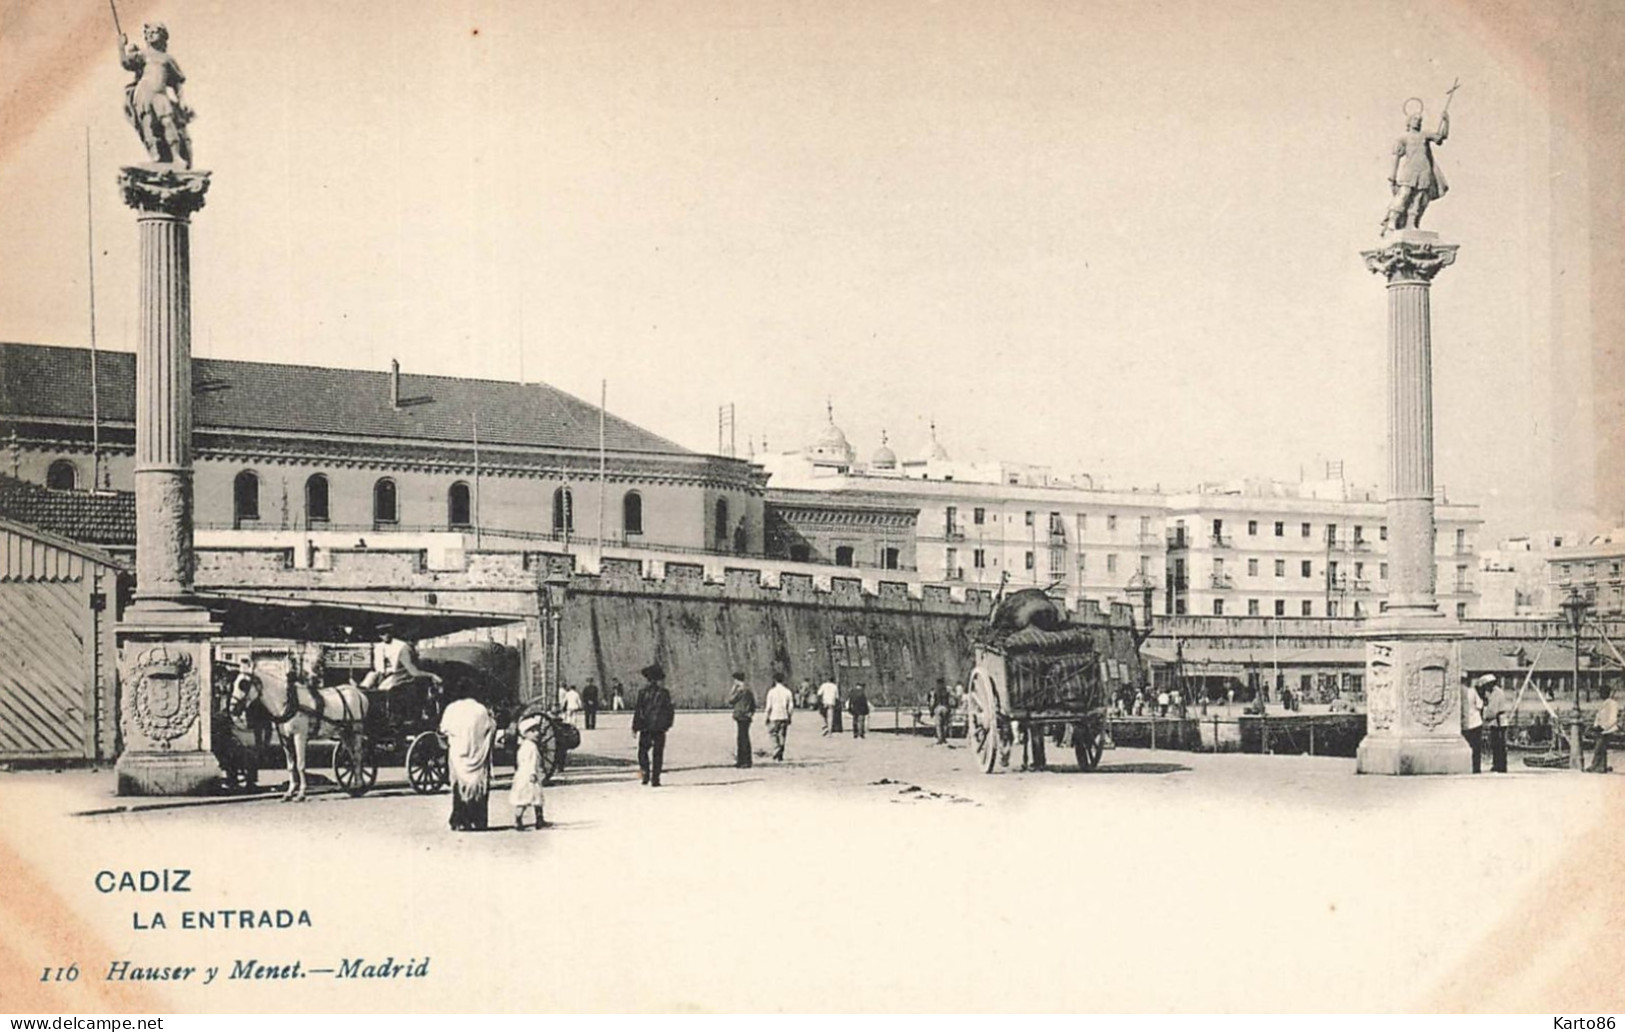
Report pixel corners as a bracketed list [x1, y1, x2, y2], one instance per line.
[115, 163, 219, 795]
[1355, 230, 1469, 775]
[115, 606, 223, 795]
[1356, 616, 1471, 774]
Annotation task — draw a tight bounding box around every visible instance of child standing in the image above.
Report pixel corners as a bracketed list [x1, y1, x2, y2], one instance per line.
[511, 715, 548, 830]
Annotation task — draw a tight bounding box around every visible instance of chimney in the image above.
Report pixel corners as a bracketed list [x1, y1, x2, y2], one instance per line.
[390, 359, 400, 409]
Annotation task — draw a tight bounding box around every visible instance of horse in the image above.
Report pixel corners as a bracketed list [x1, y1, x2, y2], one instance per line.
[229, 664, 370, 802]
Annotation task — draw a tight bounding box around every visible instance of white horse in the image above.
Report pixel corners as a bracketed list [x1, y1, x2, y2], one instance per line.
[230, 665, 369, 801]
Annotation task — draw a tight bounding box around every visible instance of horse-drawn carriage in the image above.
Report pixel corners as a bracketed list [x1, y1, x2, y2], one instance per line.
[965, 589, 1114, 774]
[218, 639, 576, 799]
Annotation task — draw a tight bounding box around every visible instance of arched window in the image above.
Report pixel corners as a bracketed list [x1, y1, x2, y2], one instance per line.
[373, 478, 398, 526]
[714, 499, 729, 548]
[448, 481, 472, 528]
[233, 470, 260, 525]
[45, 459, 77, 490]
[835, 545, 855, 567]
[622, 490, 643, 536]
[304, 474, 330, 525]
[552, 486, 574, 534]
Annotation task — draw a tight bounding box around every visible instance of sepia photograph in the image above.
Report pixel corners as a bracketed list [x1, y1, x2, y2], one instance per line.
[0, 0, 1622, 1016]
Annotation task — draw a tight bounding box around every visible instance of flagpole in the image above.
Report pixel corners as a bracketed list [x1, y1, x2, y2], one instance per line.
[597, 379, 607, 563]
[85, 127, 103, 490]
[472, 412, 482, 552]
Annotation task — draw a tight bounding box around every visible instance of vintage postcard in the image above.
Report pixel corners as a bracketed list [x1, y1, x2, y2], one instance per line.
[1, 0, 1622, 1015]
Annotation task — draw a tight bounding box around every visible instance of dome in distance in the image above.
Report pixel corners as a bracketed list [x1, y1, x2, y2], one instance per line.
[871, 430, 897, 470]
[807, 400, 855, 466]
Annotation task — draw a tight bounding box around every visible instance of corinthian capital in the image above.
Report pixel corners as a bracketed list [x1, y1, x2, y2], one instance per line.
[1362, 239, 1459, 284]
[119, 165, 212, 217]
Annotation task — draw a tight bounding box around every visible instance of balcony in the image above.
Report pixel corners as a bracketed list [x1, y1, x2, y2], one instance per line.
[1350, 539, 1373, 553]
[943, 528, 966, 543]
[944, 567, 965, 581]
[1209, 573, 1234, 590]
[1166, 530, 1189, 550]
[1351, 579, 1372, 593]
[1138, 532, 1161, 546]
[1209, 534, 1233, 549]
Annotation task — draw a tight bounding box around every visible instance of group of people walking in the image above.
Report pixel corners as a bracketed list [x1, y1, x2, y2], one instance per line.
[728, 673, 875, 767]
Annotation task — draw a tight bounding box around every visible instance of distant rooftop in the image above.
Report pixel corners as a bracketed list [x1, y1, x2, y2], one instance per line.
[0, 342, 692, 457]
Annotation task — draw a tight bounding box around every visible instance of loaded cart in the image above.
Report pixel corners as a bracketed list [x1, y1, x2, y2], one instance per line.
[965, 589, 1111, 774]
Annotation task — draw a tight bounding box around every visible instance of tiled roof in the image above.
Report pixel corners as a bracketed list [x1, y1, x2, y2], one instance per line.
[0, 473, 136, 547]
[0, 342, 691, 456]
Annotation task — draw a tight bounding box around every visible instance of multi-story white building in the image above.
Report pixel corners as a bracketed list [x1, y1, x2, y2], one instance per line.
[1548, 529, 1625, 616]
[760, 413, 1483, 618]
[1162, 478, 1482, 620]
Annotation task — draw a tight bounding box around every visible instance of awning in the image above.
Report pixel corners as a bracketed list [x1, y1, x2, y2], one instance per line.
[1141, 644, 1363, 669]
[193, 590, 522, 642]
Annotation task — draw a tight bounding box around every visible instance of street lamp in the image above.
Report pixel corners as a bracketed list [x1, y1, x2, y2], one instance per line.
[1125, 571, 1156, 646]
[1561, 588, 1591, 770]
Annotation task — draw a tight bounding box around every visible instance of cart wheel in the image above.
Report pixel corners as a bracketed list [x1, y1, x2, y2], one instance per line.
[406, 732, 447, 794]
[333, 737, 377, 796]
[538, 719, 562, 785]
[969, 669, 1000, 774]
[1074, 723, 1104, 771]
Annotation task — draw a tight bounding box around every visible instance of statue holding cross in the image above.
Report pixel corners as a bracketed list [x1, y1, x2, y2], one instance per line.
[1382, 79, 1459, 236]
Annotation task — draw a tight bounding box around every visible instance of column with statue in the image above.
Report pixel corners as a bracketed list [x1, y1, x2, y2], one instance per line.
[111, 12, 222, 794]
[1356, 84, 1472, 774]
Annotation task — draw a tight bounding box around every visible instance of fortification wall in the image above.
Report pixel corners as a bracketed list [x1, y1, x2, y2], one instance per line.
[555, 558, 1144, 708]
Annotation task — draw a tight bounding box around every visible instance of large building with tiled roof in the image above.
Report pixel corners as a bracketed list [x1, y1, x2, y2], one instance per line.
[0, 473, 135, 550]
[1, 342, 766, 555]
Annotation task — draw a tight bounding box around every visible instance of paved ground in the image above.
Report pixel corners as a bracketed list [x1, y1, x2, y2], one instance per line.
[2, 711, 1622, 1013]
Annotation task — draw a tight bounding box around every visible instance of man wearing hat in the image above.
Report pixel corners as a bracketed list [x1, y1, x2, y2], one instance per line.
[1461, 673, 1485, 774]
[632, 663, 675, 786]
[1478, 674, 1510, 773]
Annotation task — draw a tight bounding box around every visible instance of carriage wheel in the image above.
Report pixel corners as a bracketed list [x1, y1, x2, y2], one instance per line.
[332, 737, 377, 796]
[537, 720, 564, 785]
[406, 732, 448, 794]
[1073, 723, 1104, 771]
[969, 669, 1001, 774]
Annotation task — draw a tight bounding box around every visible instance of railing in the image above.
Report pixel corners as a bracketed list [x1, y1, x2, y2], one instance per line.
[1209, 534, 1232, 549]
[198, 520, 922, 571]
[944, 528, 966, 542]
[1166, 531, 1189, 549]
[1351, 579, 1372, 592]
[1138, 532, 1161, 546]
[1209, 573, 1234, 589]
[1350, 540, 1372, 552]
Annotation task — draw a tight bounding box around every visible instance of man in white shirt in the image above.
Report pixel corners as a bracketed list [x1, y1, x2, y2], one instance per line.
[561, 684, 584, 730]
[818, 678, 840, 736]
[1589, 685, 1618, 774]
[764, 676, 795, 761]
[1460, 674, 1485, 774]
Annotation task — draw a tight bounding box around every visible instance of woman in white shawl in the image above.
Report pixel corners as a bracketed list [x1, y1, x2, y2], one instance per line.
[439, 696, 496, 831]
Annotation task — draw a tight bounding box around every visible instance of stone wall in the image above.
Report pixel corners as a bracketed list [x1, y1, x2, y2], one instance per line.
[552, 558, 1144, 708]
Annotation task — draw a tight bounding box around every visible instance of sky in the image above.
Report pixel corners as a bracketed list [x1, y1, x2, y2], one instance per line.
[0, 0, 1605, 538]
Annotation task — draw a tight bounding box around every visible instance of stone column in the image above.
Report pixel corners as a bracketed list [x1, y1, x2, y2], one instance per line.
[114, 165, 222, 795]
[1355, 230, 1470, 775]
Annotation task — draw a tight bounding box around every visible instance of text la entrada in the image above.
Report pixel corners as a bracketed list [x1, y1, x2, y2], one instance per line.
[133, 909, 314, 930]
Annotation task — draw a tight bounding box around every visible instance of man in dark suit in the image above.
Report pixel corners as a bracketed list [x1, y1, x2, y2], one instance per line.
[581, 678, 600, 730]
[632, 663, 675, 787]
